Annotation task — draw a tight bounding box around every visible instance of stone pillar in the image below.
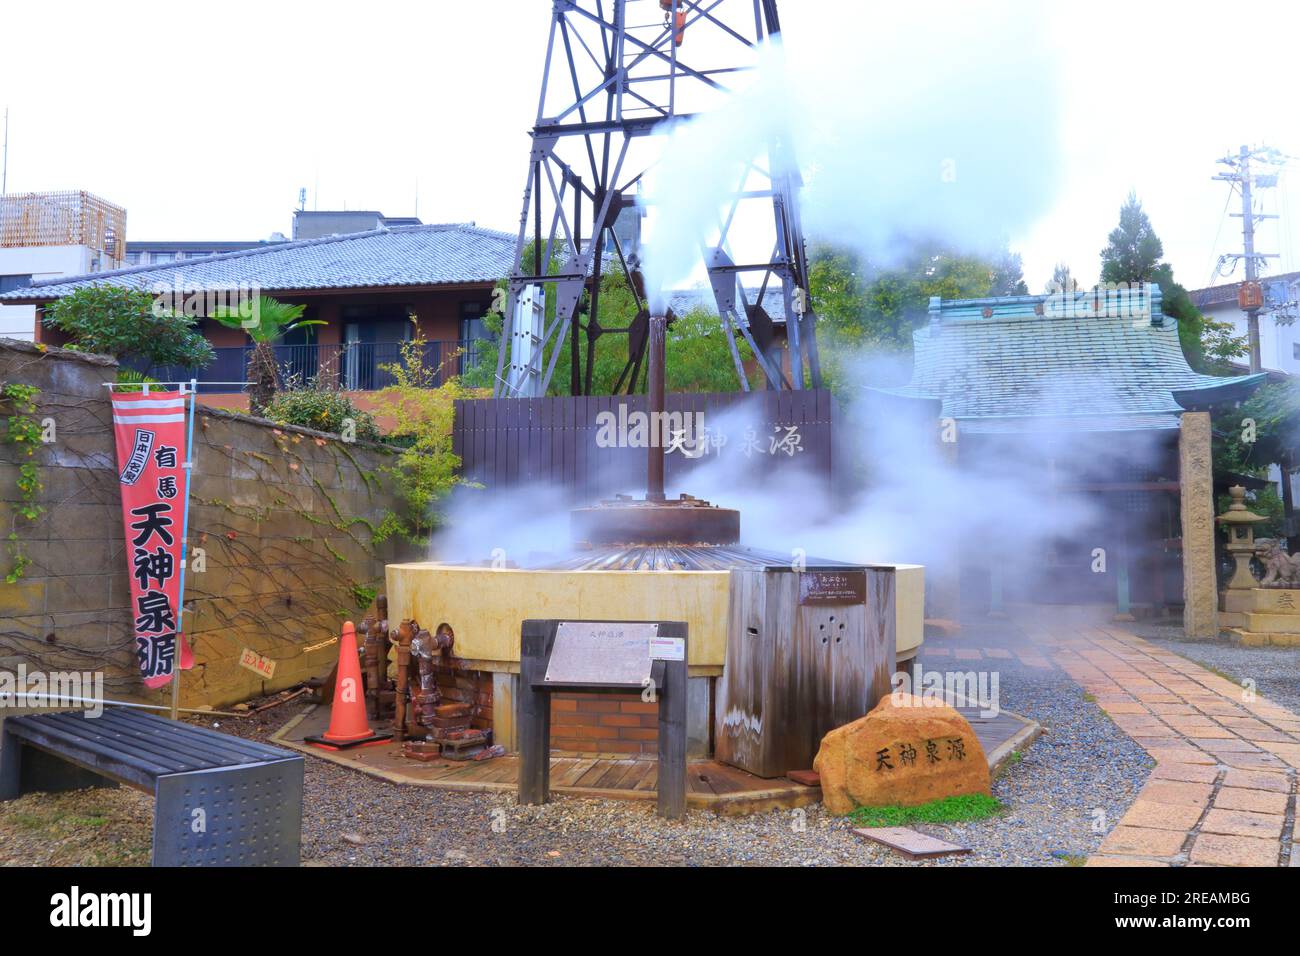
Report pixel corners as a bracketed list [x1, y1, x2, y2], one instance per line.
[1179, 412, 1218, 638]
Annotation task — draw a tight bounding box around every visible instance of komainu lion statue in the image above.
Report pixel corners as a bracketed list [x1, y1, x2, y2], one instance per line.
[1253, 538, 1300, 588]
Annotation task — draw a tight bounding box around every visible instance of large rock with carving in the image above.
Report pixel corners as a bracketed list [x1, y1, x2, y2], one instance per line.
[813, 693, 990, 814]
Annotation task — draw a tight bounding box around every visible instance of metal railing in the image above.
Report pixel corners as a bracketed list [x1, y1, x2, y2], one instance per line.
[131, 339, 492, 395]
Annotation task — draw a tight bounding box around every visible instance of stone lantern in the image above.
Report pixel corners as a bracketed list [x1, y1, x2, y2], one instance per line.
[1217, 485, 1265, 590]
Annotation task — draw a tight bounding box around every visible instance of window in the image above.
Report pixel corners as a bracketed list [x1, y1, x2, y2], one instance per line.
[459, 300, 492, 342]
[151, 251, 178, 264]
[1293, 342, 1300, 360]
[0, 275, 32, 294]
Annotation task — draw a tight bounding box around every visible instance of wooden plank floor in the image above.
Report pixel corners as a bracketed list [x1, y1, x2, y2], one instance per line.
[273, 703, 1036, 815]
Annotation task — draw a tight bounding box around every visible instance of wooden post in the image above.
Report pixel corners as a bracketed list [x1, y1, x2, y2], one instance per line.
[655, 623, 688, 820]
[517, 620, 552, 805]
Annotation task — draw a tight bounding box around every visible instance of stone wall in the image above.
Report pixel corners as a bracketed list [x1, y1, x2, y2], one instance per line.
[0, 339, 416, 709]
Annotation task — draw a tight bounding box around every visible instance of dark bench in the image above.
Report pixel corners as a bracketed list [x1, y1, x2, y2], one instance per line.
[0, 708, 303, 866]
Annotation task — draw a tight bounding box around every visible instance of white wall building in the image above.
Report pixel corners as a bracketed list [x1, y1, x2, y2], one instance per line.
[0, 191, 126, 341]
[1191, 272, 1300, 508]
[1190, 272, 1300, 374]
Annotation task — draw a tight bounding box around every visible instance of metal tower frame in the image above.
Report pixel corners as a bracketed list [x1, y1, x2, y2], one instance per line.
[493, 0, 821, 397]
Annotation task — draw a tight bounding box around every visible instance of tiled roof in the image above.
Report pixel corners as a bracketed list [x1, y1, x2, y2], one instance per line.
[1189, 270, 1300, 309]
[0, 223, 516, 302]
[870, 285, 1265, 434]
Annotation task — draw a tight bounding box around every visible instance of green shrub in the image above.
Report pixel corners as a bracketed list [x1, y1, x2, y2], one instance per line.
[42, 286, 214, 368]
[263, 388, 380, 442]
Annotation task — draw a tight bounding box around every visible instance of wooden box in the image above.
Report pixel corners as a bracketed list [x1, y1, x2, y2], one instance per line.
[715, 566, 896, 778]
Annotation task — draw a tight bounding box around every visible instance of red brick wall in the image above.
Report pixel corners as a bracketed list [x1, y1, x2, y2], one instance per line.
[550, 693, 658, 755]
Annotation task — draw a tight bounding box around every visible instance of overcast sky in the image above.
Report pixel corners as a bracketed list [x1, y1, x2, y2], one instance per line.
[2, 0, 1297, 293]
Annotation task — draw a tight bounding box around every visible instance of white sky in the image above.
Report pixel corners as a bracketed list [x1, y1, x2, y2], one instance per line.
[2, 0, 1297, 293]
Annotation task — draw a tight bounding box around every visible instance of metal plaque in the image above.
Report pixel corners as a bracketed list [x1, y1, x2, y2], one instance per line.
[544, 621, 659, 686]
[799, 570, 867, 606]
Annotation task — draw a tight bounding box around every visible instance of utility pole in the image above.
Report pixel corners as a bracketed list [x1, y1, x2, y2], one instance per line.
[2, 107, 8, 197]
[1213, 144, 1284, 372]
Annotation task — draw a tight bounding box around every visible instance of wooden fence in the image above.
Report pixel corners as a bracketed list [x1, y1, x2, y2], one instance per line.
[453, 389, 840, 502]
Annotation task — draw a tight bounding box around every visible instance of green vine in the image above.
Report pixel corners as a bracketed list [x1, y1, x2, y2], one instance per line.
[349, 582, 377, 610]
[2, 382, 44, 583]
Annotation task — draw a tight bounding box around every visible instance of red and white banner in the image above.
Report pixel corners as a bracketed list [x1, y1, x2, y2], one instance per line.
[110, 391, 194, 688]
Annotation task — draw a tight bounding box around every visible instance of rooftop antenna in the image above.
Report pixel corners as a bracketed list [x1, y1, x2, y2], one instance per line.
[297, 187, 307, 212]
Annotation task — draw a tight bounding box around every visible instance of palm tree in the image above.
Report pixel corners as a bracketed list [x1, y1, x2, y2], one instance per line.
[211, 295, 322, 415]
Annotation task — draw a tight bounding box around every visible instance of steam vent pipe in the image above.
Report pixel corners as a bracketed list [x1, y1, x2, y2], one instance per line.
[647, 314, 667, 502]
[568, 310, 740, 548]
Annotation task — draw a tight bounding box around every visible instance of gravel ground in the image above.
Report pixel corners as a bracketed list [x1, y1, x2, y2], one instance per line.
[0, 785, 153, 867]
[1136, 620, 1300, 714]
[0, 651, 1153, 867]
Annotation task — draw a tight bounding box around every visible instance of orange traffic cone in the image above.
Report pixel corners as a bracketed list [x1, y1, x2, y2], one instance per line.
[305, 621, 393, 750]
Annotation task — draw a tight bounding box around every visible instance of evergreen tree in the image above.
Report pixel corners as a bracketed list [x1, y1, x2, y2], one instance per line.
[1099, 192, 1245, 371]
[1100, 192, 1165, 285]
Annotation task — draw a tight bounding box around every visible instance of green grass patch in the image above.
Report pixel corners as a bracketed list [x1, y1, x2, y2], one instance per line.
[9, 812, 47, 831]
[65, 815, 108, 827]
[848, 793, 1005, 829]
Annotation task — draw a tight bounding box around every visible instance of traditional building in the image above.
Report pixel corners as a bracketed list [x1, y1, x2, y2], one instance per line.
[0, 222, 513, 412]
[868, 284, 1266, 635]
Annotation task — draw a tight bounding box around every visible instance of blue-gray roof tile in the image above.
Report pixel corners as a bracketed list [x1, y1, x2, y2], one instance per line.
[0, 223, 516, 301]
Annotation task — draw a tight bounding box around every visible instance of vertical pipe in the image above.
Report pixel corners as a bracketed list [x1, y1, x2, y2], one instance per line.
[646, 314, 666, 501]
[172, 378, 198, 720]
[572, 177, 582, 395]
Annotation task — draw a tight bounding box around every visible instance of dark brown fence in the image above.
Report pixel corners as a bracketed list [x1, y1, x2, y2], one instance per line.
[453, 390, 839, 501]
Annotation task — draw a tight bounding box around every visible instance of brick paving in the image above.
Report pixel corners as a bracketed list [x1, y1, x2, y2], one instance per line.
[932, 606, 1298, 867]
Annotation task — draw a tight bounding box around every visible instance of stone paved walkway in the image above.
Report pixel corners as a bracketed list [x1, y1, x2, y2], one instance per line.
[928, 605, 1299, 867]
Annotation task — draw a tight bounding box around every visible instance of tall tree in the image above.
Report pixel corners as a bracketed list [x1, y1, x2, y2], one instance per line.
[1100, 192, 1246, 371]
[989, 250, 1029, 296]
[1100, 192, 1166, 285]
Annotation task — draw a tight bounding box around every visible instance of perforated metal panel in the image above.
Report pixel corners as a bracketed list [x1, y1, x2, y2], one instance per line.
[153, 758, 303, 867]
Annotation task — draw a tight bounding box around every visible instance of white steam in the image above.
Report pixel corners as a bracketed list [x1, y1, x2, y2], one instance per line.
[637, 0, 1063, 303]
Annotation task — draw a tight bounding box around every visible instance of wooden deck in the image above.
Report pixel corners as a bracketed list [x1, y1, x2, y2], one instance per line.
[273, 704, 1038, 815]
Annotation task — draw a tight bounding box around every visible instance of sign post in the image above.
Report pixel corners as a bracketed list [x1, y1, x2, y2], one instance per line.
[518, 619, 688, 819]
[170, 379, 199, 720]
